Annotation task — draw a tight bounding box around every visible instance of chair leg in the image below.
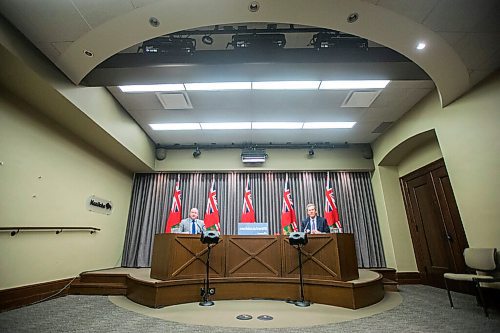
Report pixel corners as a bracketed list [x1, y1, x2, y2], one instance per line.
[444, 278, 454, 308]
[474, 280, 489, 318]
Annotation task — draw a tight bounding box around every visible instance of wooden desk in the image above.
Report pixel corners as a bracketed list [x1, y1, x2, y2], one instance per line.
[127, 233, 384, 309]
[151, 234, 359, 281]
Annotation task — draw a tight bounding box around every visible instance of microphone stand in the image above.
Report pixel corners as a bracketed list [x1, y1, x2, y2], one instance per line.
[199, 243, 214, 306]
[294, 242, 310, 307]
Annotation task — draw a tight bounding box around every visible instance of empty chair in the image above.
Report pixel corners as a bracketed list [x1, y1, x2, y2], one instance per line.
[444, 247, 499, 317]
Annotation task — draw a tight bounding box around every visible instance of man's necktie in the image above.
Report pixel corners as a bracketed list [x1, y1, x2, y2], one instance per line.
[191, 220, 196, 234]
[311, 218, 316, 231]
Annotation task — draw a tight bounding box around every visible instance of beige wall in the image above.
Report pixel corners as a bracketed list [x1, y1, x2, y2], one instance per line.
[0, 92, 134, 289]
[372, 72, 500, 271]
[0, 16, 156, 173]
[397, 139, 442, 177]
[155, 146, 374, 171]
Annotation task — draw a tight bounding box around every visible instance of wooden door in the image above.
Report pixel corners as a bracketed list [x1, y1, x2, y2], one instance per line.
[401, 159, 468, 289]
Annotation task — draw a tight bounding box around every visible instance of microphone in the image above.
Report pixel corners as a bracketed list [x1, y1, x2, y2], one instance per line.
[195, 220, 204, 234]
[302, 219, 311, 234]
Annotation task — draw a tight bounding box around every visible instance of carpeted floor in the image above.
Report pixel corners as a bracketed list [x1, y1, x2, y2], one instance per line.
[108, 291, 402, 328]
[0, 285, 499, 332]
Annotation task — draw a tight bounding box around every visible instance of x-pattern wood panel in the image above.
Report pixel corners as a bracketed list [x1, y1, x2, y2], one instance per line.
[285, 237, 338, 278]
[227, 238, 280, 276]
[170, 238, 224, 278]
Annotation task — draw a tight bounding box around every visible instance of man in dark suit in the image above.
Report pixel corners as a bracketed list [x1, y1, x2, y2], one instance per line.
[301, 203, 330, 234]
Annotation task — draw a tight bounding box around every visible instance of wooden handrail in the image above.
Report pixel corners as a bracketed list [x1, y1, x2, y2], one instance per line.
[0, 227, 101, 236]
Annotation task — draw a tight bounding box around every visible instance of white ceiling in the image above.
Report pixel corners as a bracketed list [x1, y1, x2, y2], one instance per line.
[0, 0, 498, 147]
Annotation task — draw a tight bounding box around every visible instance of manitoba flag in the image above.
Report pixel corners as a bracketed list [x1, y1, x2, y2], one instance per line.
[325, 173, 342, 233]
[281, 177, 298, 235]
[241, 176, 256, 222]
[165, 180, 182, 233]
[204, 178, 221, 232]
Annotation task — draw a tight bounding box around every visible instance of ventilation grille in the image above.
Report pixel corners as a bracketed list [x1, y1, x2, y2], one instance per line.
[372, 122, 394, 133]
[341, 90, 382, 108]
[156, 92, 193, 109]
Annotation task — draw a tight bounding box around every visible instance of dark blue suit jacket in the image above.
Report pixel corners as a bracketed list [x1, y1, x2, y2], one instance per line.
[301, 216, 330, 233]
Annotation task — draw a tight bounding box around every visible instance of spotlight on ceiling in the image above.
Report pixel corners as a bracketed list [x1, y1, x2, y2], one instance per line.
[311, 32, 367, 50]
[228, 33, 286, 50]
[308, 147, 315, 157]
[193, 146, 201, 158]
[141, 36, 196, 55]
[241, 148, 267, 163]
[202, 35, 214, 45]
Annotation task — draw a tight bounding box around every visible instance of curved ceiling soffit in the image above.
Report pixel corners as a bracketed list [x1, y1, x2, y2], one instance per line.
[56, 0, 469, 107]
[378, 129, 438, 166]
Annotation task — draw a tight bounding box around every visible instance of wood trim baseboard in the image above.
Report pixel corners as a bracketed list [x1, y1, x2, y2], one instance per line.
[0, 277, 76, 312]
[369, 268, 397, 281]
[397, 272, 422, 284]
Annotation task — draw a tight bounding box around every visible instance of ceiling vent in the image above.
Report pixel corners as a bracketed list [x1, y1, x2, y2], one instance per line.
[156, 92, 193, 110]
[372, 122, 394, 134]
[341, 90, 382, 107]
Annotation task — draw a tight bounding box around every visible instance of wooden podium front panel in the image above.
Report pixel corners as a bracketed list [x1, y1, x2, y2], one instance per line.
[335, 233, 359, 281]
[282, 234, 359, 281]
[225, 236, 281, 278]
[150, 234, 225, 280]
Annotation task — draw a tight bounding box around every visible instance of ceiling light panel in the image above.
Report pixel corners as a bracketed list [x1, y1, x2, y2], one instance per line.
[303, 122, 356, 129]
[252, 81, 320, 90]
[184, 82, 251, 90]
[150, 123, 200, 130]
[252, 122, 304, 129]
[319, 80, 390, 90]
[119, 84, 185, 92]
[200, 122, 252, 130]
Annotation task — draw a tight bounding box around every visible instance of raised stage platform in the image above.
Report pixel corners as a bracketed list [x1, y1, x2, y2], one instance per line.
[72, 234, 385, 309]
[72, 267, 384, 309]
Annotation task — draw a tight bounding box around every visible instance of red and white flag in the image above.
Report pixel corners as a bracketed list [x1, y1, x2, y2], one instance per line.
[325, 173, 342, 233]
[165, 180, 182, 233]
[241, 176, 256, 222]
[281, 176, 298, 235]
[204, 177, 221, 232]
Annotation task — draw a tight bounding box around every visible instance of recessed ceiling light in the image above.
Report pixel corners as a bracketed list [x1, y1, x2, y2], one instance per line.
[319, 80, 390, 90]
[252, 81, 321, 90]
[303, 122, 356, 129]
[119, 84, 185, 92]
[149, 123, 200, 130]
[83, 50, 94, 57]
[200, 122, 252, 130]
[184, 82, 251, 91]
[252, 122, 303, 129]
[416, 42, 426, 50]
[149, 17, 160, 27]
[248, 1, 260, 12]
[347, 12, 359, 23]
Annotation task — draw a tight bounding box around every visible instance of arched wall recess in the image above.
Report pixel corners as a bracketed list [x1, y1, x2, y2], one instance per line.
[56, 0, 469, 107]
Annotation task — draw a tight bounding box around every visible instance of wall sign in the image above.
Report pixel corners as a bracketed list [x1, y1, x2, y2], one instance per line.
[87, 195, 113, 215]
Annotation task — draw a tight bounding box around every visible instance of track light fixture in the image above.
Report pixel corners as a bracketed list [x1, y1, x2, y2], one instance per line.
[202, 35, 214, 45]
[193, 146, 201, 157]
[308, 147, 315, 156]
